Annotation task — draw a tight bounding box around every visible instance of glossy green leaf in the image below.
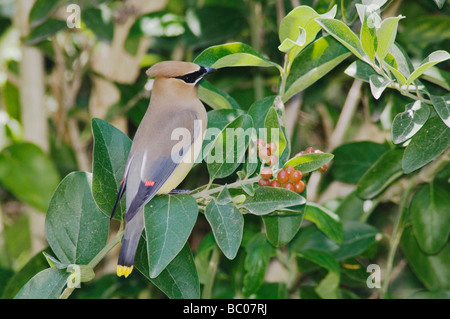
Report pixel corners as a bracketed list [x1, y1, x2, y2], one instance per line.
[430, 94, 450, 128]
[14, 267, 69, 299]
[198, 80, 240, 110]
[411, 180, 450, 254]
[91, 118, 132, 219]
[243, 233, 275, 297]
[283, 36, 351, 102]
[241, 187, 306, 215]
[406, 50, 450, 86]
[25, 18, 66, 45]
[356, 148, 404, 199]
[136, 242, 200, 299]
[248, 96, 276, 130]
[369, 74, 391, 99]
[402, 116, 450, 174]
[45, 172, 110, 265]
[0, 143, 60, 212]
[376, 16, 404, 61]
[205, 199, 243, 259]
[284, 152, 334, 174]
[206, 114, 253, 180]
[194, 42, 280, 69]
[423, 67, 450, 91]
[344, 60, 378, 82]
[401, 227, 450, 291]
[315, 18, 366, 61]
[262, 211, 304, 247]
[305, 203, 343, 244]
[383, 53, 407, 85]
[392, 101, 431, 144]
[332, 141, 389, 184]
[29, 0, 62, 27]
[143, 194, 198, 278]
[264, 105, 287, 160]
[360, 7, 378, 61]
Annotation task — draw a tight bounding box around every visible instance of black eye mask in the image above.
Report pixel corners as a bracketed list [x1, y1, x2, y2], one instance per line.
[175, 66, 207, 84]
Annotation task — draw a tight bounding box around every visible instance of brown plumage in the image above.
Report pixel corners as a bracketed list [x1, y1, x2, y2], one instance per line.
[112, 61, 214, 278]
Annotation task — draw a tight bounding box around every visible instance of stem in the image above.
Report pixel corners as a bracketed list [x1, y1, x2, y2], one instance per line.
[382, 174, 417, 298]
[191, 176, 260, 199]
[202, 245, 220, 299]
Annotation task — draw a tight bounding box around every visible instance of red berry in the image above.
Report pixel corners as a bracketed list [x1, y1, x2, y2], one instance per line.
[270, 180, 281, 187]
[267, 155, 278, 166]
[259, 178, 270, 187]
[268, 142, 277, 153]
[305, 147, 314, 153]
[256, 138, 266, 149]
[284, 182, 295, 191]
[289, 170, 303, 183]
[319, 164, 328, 172]
[260, 167, 273, 180]
[284, 166, 295, 176]
[277, 170, 289, 184]
[295, 181, 305, 193]
[259, 147, 271, 161]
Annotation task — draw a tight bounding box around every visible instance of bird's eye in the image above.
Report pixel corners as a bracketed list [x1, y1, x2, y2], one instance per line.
[175, 67, 207, 84]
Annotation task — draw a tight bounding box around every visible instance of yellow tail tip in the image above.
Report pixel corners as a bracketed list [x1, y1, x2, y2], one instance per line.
[117, 265, 133, 278]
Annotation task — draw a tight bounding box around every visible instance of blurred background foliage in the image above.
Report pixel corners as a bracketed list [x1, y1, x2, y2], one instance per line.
[0, 0, 449, 299]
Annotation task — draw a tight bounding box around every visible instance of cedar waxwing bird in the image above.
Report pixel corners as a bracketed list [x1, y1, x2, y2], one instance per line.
[111, 61, 215, 278]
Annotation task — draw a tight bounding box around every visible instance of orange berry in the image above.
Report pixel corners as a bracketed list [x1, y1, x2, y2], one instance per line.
[256, 138, 266, 149]
[259, 147, 271, 161]
[295, 180, 305, 193]
[267, 155, 278, 166]
[268, 142, 277, 153]
[289, 170, 303, 183]
[270, 180, 281, 187]
[259, 178, 270, 187]
[319, 164, 328, 172]
[277, 170, 289, 184]
[260, 167, 273, 180]
[295, 151, 305, 156]
[284, 182, 295, 191]
[284, 166, 295, 176]
[305, 147, 314, 154]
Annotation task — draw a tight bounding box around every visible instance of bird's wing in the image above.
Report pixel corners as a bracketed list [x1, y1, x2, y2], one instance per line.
[123, 109, 201, 223]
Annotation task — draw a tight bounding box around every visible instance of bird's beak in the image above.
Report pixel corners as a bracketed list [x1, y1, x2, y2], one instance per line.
[205, 67, 216, 76]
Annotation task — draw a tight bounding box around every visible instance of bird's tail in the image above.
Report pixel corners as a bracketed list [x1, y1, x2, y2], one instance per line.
[117, 210, 144, 278]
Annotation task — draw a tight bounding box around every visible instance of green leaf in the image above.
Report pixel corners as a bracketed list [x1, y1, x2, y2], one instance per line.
[194, 42, 280, 70]
[243, 233, 275, 297]
[402, 116, 450, 174]
[198, 80, 240, 110]
[14, 267, 69, 299]
[143, 194, 198, 278]
[264, 105, 287, 160]
[383, 53, 407, 85]
[392, 101, 431, 144]
[284, 152, 334, 174]
[360, 8, 378, 61]
[241, 187, 306, 215]
[432, 0, 446, 9]
[248, 96, 276, 129]
[205, 199, 243, 259]
[376, 16, 404, 61]
[29, 0, 62, 27]
[305, 203, 343, 244]
[430, 94, 450, 128]
[406, 50, 450, 86]
[206, 114, 253, 180]
[278, 27, 306, 53]
[83, 7, 114, 42]
[401, 226, 450, 291]
[369, 74, 390, 99]
[45, 172, 110, 265]
[298, 250, 340, 299]
[262, 211, 304, 247]
[423, 67, 450, 91]
[356, 148, 404, 199]
[136, 242, 200, 299]
[0, 143, 60, 212]
[344, 60, 379, 82]
[91, 118, 132, 219]
[315, 18, 366, 61]
[411, 180, 450, 254]
[283, 36, 351, 102]
[332, 141, 389, 184]
[25, 18, 67, 45]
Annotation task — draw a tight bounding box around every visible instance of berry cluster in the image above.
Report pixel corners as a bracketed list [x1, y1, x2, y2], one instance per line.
[258, 166, 305, 193]
[256, 139, 278, 166]
[294, 146, 328, 172]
